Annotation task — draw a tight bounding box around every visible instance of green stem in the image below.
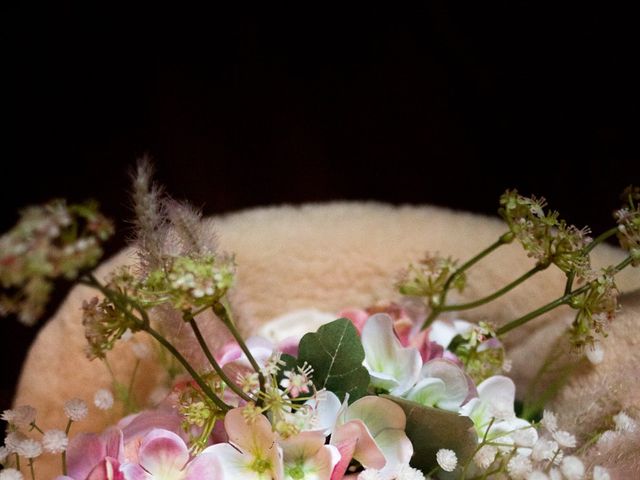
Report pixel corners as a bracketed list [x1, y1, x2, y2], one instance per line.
[497, 255, 633, 336]
[441, 263, 548, 312]
[422, 232, 513, 329]
[186, 315, 254, 403]
[62, 419, 72, 475]
[213, 301, 266, 403]
[81, 273, 231, 412]
[145, 324, 231, 412]
[584, 226, 619, 255]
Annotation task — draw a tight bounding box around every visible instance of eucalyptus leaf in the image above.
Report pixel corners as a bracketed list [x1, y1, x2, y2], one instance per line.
[382, 395, 478, 474]
[297, 318, 370, 402]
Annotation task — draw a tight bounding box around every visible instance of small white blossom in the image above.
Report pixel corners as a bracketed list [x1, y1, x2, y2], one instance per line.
[0, 445, 9, 463]
[131, 342, 151, 359]
[552, 430, 577, 448]
[548, 468, 563, 480]
[592, 465, 611, 480]
[4, 431, 28, 453]
[1, 405, 36, 427]
[507, 455, 533, 480]
[532, 438, 561, 463]
[527, 471, 549, 480]
[613, 411, 637, 433]
[541, 410, 558, 432]
[358, 470, 382, 480]
[474, 444, 497, 469]
[94, 389, 114, 410]
[15, 438, 42, 459]
[396, 464, 426, 480]
[42, 429, 68, 454]
[560, 456, 585, 480]
[0, 468, 24, 480]
[436, 448, 457, 472]
[64, 398, 88, 421]
[596, 430, 619, 449]
[585, 342, 604, 364]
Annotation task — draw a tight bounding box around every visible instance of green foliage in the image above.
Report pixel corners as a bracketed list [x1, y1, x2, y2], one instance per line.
[383, 395, 478, 474]
[297, 318, 370, 403]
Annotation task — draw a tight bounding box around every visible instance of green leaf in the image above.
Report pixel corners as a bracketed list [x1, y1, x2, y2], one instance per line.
[297, 318, 370, 403]
[382, 395, 478, 474]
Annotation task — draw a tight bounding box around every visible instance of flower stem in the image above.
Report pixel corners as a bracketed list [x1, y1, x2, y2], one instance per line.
[144, 324, 231, 412]
[564, 226, 619, 294]
[186, 314, 255, 403]
[441, 263, 548, 312]
[422, 232, 513, 329]
[80, 273, 231, 412]
[62, 419, 72, 475]
[213, 301, 266, 404]
[29, 458, 35, 480]
[497, 255, 634, 336]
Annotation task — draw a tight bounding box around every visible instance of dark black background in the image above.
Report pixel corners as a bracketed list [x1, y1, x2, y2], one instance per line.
[1, 3, 639, 414]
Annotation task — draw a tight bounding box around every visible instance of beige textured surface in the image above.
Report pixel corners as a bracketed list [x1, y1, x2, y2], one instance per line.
[13, 202, 640, 478]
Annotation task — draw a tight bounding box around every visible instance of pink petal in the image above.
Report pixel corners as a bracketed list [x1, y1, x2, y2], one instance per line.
[337, 308, 369, 334]
[137, 429, 190, 477]
[87, 457, 124, 480]
[330, 437, 356, 480]
[184, 449, 224, 479]
[66, 433, 107, 480]
[120, 463, 152, 480]
[224, 407, 276, 453]
[280, 431, 326, 462]
[331, 420, 385, 470]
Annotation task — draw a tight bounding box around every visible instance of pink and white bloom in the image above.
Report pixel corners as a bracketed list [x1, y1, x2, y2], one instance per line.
[60, 428, 124, 480]
[404, 359, 469, 411]
[200, 407, 284, 479]
[459, 376, 537, 454]
[120, 429, 222, 479]
[280, 431, 340, 480]
[328, 394, 413, 479]
[361, 314, 421, 395]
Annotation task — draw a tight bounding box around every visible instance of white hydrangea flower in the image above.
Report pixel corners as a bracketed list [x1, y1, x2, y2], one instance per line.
[94, 389, 114, 410]
[15, 438, 42, 459]
[64, 398, 88, 421]
[592, 465, 611, 480]
[507, 454, 532, 480]
[1, 405, 36, 427]
[436, 449, 457, 472]
[560, 455, 585, 480]
[613, 411, 637, 433]
[552, 430, 577, 448]
[42, 429, 68, 454]
[0, 468, 24, 480]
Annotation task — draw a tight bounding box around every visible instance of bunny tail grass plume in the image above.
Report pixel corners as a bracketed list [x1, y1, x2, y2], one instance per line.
[164, 199, 218, 256]
[130, 156, 168, 271]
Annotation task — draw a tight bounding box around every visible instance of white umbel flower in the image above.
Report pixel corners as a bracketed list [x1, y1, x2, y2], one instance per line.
[613, 411, 637, 433]
[42, 429, 68, 453]
[0, 468, 24, 480]
[1, 405, 36, 427]
[64, 398, 88, 421]
[560, 455, 585, 480]
[507, 454, 533, 480]
[15, 438, 42, 459]
[94, 389, 114, 410]
[436, 448, 457, 472]
[592, 465, 611, 480]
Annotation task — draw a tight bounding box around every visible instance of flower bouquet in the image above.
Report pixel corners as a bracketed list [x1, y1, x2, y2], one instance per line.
[1, 161, 639, 480]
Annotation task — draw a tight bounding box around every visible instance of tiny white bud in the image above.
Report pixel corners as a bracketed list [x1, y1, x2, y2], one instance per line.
[560, 455, 585, 480]
[613, 411, 637, 433]
[592, 465, 610, 480]
[436, 448, 457, 472]
[1, 405, 37, 427]
[0, 468, 24, 480]
[15, 438, 42, 459]
[64, 398, 88, 421]
[42, 429, 68, 454]
[585, 342, 604, 364]
[94, 389, 114, 410]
